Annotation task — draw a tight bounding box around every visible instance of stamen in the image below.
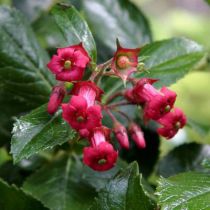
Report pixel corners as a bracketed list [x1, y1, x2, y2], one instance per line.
[98, 159, 107, 165]
[64, 60, 72, 69]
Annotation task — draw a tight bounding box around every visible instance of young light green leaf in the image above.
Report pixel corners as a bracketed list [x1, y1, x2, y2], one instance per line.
[157, 172, 210, 210]
[83, 0, 152, 52]
[23, 155, 97, 210]
[0, 6, 54, 107]
[157, 143, 210, 177]
[89, 162, 156, 210]
[11, 104, 76, 163]
[0, 178, 48, 210]
[51, 3, 97, 62]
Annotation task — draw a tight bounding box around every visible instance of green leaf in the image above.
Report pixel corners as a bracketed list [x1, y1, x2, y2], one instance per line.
[90, 162, 155, 210]
[104, 37, 204, 99]
[0, 179, 48, 210]
[157, 172, 210, 210]
[157, 143, 210, 177]
[11, 104, 76, 163]
[13, 0, 54, 22]
[51, 3, 97, 62]
[32, 13, 66, 50]
[23, 155, 97, 210]
[202, 158, 210, 169]
[138, 37, 204, 87]
[0, 6, 54, 107]
[0, 89, 33, 145]
[82, 0, 152, 52]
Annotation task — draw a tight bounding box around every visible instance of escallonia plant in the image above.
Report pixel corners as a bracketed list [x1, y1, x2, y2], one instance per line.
[46, 40, 186, 171]
[1, 1, 209, 209]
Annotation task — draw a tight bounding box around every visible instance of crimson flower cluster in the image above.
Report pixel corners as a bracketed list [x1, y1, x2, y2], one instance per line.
[47, 41, 186, 171]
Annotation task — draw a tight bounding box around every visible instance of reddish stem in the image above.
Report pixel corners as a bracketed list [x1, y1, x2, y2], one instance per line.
[104, 108, 117, 123]
[106, 101, 133, 109]
[116, 110, 131, 121]
[105, 91, 123, 104]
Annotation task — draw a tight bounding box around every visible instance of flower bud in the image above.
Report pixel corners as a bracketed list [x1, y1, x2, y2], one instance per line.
[47, 86, 66, 115]
[113, 122, 129, 149]
[129, 123, 146, 149]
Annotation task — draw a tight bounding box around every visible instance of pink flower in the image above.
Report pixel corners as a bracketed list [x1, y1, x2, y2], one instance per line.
[143, 87, 177, 121]
[132, 78, 159, 104]
[111, 40, 140, 84]
[71, 81, 103, 107]
[47, 43, 90, 82]
[128, 123, 146, 149]
[83, 127, 118, 171]
[62, 95, 102, 131]
[157, 108, 187, 139]
[47, 85, 66, 115]
[113, 122, 129, 149]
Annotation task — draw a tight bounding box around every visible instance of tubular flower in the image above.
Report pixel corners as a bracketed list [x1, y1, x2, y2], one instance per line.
[111, 40, 140, 84]
[71, 81, 103, 107]
[128, 123, 146, 149]
[47, 85, 66, 115]
[143, 87, 177, 121]
[157, 108, 187, 139]
[83, 127, 118, 171]
[131, 78, 159, 104]
[62, 95, 102, 131]
[47, 43, 91, 82]
[113, 121, 129, 149]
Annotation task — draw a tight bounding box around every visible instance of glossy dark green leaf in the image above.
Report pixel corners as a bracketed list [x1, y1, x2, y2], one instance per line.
[0, 89, 33, 145]
[32, 13, 66, 50]
[82, 159, 128, 192]
[157, 143, 210, 178]
[138, 37, 204, 87]
[51, 3, 97, 62]
[157, 172, 210, 210]
[82, 0, 152, 52]
[90, 162, 155, 210]
[23, 155, 97, 210]
[11, 104, 76, 163]
[13, 0, 54, 22]
[103, 37, 204, 99]
[0, 179, 48, 210]
[0, 6, 54, 107]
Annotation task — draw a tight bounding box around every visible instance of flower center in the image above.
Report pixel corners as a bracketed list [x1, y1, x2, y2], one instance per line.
[77, 116, 85, 122]
[116, 56, 130, 69]
[64, 60, 72, 70]
[98, 158, 107, 165]
[165, 105, 171, 112]
[175, 121, 181, 130]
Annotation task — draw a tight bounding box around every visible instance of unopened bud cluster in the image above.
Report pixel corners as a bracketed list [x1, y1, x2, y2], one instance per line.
[46, 41, 186, 171]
